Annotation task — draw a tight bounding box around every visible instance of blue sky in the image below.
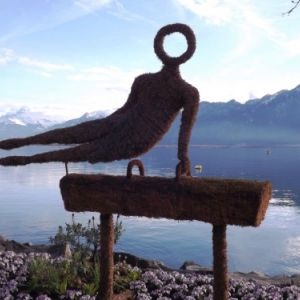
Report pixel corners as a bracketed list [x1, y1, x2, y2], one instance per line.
[0, 0, 299, 119]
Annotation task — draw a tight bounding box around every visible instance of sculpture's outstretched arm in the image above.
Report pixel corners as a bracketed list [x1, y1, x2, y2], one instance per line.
[0, 79, 143, 166]
[177, 87, 200, 175]
[0, 79, 140, 151]
[0, 142, 105, 166]
[0, 119, 109, 150]
[0, 144, 84, 166]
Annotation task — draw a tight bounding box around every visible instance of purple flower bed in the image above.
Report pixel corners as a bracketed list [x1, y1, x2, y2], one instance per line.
[1, 250, 300, 299]
[130, 270, 300, 300]
[0, 251, 95, 300]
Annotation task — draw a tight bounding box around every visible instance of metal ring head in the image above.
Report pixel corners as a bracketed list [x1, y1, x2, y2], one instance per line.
[154, 23, 196, 66]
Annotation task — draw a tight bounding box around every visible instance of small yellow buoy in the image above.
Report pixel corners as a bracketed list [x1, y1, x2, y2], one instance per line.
[195, 165, 202, 171]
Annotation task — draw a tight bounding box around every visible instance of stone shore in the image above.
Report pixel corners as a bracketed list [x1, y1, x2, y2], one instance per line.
[1, 235, 300, 288]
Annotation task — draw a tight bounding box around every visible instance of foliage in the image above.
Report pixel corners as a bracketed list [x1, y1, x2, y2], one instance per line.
[20, 253, 101, 298]
[0, 215, 142, 299]
[113, 255, 142, 294]
[23, 255, 68, 296]
[0, 250, 142, 299]
[49, 213, 124, 261]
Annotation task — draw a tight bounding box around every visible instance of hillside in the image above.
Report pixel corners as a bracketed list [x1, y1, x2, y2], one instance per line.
[1, 84, 300, 147]
[163, 84, 300, 146]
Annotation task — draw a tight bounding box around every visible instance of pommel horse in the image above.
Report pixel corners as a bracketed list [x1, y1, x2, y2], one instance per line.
[60, 159, 272, 300]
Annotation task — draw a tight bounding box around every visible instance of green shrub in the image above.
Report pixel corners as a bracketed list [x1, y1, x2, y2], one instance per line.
[49, 213, 124, 261]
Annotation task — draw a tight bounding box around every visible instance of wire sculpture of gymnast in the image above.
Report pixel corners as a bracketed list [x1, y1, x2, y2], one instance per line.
[0, 23, 200, 175]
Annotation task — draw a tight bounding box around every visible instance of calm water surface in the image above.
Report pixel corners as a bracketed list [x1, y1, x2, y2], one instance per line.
[0, 146, 300, 276]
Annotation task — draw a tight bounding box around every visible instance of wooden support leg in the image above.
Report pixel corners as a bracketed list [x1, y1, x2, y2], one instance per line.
[212, 225, 228, 300]
[97, 213, 114, 300]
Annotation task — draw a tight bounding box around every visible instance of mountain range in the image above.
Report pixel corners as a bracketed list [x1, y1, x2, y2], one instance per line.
[1, 84, 300, 147]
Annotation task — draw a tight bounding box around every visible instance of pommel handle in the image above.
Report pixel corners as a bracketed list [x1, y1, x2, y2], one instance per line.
[126, 159, 145, 179]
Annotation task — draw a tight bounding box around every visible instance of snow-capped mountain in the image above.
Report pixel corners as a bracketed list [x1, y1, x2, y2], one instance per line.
[0, 107, 64, 140]
[49, 110, 109, 129]
[0, 107, 110, 140]
[0, 107, 62, 128]
[164, 83, 300, 146]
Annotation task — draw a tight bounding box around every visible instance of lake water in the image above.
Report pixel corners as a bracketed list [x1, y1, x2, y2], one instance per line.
[0, 146, 300, 276]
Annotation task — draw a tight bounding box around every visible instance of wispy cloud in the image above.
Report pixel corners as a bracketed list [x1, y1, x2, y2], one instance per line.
[74, 0, 112, 14]
[68, 65, 143, 86]
[0, 48, 15, 64]
[106, 0, 150, 22]
[0, 48, 74, 73]
[175, 0, 234, 25]
[174, 0, 277, 36]
[16, 56, 74, 71]
[170, 1, 259, 69]
[67, 65, 146, 111]
[174, 0, 300, 57]
[172, 0, 271, 60]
